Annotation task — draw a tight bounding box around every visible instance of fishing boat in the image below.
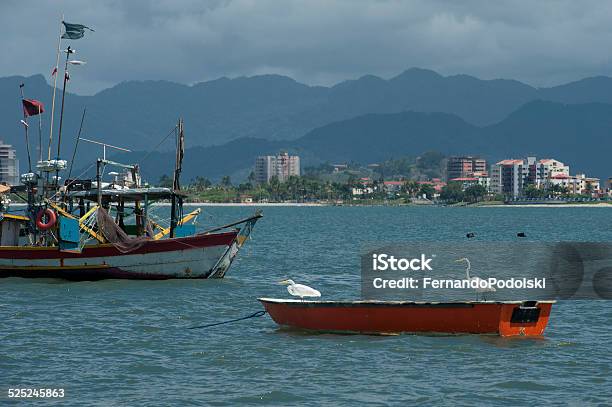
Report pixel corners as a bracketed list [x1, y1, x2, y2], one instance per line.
[0, 21, 261, 280]
[259, 298, 554, 337]
[0, 119, 261, 280]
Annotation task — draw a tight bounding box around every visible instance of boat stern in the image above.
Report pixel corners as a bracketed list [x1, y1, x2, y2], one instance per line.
[498, 300, 555, 337]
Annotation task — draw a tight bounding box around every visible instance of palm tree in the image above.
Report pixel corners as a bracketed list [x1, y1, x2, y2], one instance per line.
[220, 175, 232, 188]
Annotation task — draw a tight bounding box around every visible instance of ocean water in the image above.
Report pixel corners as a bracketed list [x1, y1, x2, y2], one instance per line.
[1, 206, 611, 406]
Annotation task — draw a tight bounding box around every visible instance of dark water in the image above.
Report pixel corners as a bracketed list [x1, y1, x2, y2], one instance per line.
[2, 206, 611, 406]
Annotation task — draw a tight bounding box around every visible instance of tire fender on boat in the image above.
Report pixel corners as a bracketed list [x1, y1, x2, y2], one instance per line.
[36, 208, 57, 230]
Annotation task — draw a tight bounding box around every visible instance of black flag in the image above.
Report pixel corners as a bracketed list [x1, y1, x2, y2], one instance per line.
[62, 21, 94, 39]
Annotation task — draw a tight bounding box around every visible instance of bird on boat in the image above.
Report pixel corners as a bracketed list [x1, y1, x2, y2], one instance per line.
[455, 258, 496, 301]
[278, 279, 321, 300]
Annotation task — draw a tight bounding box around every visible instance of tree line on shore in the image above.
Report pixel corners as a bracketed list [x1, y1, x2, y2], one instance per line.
[157, 172, 492, 203]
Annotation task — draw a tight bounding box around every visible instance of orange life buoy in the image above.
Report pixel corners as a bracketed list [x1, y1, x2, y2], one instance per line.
[36, 208, 57, 230]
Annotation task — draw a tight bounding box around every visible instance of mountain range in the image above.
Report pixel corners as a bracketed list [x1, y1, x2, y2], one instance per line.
[112, 100, 610, 183]
[0, 68, 611, 182]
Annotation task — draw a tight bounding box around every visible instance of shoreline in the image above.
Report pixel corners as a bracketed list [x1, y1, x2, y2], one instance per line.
[187, 202, 610, 207]
[182, 202, 326, 207]
[7, 202, 610, 208]
[478, 203, 611, 208]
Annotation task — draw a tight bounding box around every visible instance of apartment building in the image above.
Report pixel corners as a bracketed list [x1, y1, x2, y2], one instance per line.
[0, 140, 19, 186]
[254, 151, 300, 183]
[446, 156, 487, 181]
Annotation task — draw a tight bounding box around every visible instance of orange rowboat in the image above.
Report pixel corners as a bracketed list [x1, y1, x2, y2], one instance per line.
[259, 298, 554, 337]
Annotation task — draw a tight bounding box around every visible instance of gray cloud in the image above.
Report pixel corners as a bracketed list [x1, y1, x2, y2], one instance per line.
[2, 0, 612, 94]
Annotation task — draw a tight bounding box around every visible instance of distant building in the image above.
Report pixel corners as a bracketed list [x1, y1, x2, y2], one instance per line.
[490, 158, 527, 197]
[548, 173, 600, 195]
[383, 181, 403, 192]
[417, 179, 446, 198]
[0, 140, 19, 186]
[489, 157, 599, 197]
[352, 186, 374, 197]
[254, 151, 300, 183]
[447, 156, 487, 181]
[537, 159, 570, 187]
[449, 172, 490, 190]
[240, 194, 254, 204]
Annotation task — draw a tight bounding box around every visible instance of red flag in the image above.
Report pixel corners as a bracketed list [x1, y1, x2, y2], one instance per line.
[51, 66, 58, 77]
[22, 99, 44, 117]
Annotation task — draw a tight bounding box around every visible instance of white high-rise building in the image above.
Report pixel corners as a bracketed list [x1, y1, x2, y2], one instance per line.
[0, 140, 19, 186]
[490, 157, 571, 197]
[254, 152, 300, 183]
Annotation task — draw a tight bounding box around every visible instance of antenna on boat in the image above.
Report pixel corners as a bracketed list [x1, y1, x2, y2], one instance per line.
[78, 137, 132, 206]
[79, 137, 131, 160]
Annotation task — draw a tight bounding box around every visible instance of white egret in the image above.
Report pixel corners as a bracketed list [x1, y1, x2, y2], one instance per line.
[455, 258, 496, 301]
[279, 279, 321, 300]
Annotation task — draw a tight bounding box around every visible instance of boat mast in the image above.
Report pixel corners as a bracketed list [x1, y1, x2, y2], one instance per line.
[169, 118, 184, 238]
[18, 84, 33, 173]
[48, 17, 64, 161]
[55, 45, 75, 189]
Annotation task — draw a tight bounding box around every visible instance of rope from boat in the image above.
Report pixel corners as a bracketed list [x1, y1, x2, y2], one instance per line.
[187, 310, 267, 330]
[139, 125, 179, 165]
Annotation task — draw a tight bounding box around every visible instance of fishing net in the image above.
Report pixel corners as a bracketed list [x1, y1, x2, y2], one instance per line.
[96, 207, 151, 253]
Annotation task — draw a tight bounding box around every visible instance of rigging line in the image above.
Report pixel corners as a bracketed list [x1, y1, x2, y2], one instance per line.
[67, 107, 87, 181]
[139, 124, 179, 165]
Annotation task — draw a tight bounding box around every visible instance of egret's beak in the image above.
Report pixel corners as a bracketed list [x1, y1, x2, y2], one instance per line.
[278, 279, 289, 285]
[455, 258, 465, 263]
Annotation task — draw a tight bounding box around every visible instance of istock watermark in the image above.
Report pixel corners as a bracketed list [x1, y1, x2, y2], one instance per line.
[361, 242, 612, 301]
[371, 253, 433, 271]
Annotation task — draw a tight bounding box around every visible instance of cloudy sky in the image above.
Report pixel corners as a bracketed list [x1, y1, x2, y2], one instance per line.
[2, 0, 612, 94]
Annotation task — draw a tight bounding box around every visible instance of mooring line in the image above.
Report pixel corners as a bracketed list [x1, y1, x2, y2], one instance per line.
[187, 310, 267, 330]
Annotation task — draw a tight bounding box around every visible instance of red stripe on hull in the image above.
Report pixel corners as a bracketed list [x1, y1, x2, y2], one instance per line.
[259, 300, 553, 337]
[0, 231, 238, 259]
[0, 266, 205, 280]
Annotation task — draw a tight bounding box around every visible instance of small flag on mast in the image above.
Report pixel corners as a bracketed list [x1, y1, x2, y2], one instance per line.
[61, 21, 94, 40]
[51, 67, 58, 77]
[22, 99, 45, 117]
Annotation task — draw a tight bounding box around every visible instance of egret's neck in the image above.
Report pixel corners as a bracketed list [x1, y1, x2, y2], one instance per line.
[465, 261, 471, 280]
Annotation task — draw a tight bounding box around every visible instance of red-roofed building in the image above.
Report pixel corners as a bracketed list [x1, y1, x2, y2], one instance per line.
[490, 156, 603, 197]
[447, 156, 487, 181]
[491, 157, 569, 197]
[418, 179, 446, 195]
[537, 159, 569, 182]
[564, 174, 600, 195]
